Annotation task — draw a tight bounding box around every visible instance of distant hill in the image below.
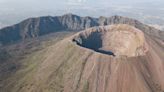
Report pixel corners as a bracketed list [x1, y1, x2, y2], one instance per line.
[0, 13, 163, 45]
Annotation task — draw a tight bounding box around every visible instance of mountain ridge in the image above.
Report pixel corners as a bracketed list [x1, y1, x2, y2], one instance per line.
[1, 24, 163, 92]
[0, 13, 163, 45]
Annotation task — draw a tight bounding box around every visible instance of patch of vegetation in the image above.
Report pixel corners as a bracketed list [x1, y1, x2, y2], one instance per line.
[0, 49, 11, 62]
[82, 81, 89, 92]
[0, 32, 75, 91]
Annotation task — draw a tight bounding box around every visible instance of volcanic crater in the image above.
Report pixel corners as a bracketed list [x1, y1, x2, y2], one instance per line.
[72, 24, 148, 57]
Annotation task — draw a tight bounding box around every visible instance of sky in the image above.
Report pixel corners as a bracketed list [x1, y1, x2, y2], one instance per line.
[0, 0, 163, 9]
[0, 0, 163, 13]
[0, 0, 164, 28]
[0, 0, 163, 16]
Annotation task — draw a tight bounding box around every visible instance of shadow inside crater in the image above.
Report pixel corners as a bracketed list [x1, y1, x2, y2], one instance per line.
[72, 31, 115, 56]
[95, 49, 115, 56]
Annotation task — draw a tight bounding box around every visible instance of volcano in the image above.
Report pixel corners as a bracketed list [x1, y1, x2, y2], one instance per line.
[2, 24, 163, 92]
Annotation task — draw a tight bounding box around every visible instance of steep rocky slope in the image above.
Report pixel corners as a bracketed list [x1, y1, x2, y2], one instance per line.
[0, 14, 163, 45]
[1, 24, 163, 92]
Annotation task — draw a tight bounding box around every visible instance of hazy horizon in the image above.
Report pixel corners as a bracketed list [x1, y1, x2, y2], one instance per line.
[0, 0, 164, 30]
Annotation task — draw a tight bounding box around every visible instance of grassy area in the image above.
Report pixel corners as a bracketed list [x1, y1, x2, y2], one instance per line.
[0, 31, 76, 92]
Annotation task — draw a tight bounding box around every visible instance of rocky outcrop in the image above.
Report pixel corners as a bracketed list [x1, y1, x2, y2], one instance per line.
[0, 13, 163, 45]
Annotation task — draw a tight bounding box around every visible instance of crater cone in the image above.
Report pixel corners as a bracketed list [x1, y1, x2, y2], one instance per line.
[72, 24, 148, 57]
